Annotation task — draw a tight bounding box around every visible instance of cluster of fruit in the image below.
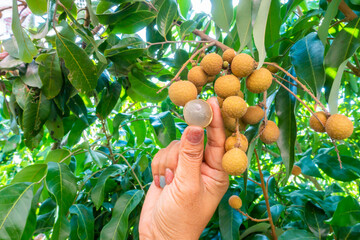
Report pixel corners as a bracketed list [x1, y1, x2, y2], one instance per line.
[169, 49, 280, 177]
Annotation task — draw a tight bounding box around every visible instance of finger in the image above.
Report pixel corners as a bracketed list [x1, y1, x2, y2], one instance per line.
[164, 141, 180, 185]
[176, 126, 204, 183]
[158, 141, 178, 188]
[205, 97, 226, 171]
[139, 182, 162, 230]
[151, 149, 165, 188]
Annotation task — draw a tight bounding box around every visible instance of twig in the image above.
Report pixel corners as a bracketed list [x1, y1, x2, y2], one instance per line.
[265, 62, 329, 115]
[100, 118, 115, 163]
[302, 174, 323, 191]
[157, 42, 216, 93]
[272, 74, 298, 88]
[123, 102, 138, 112]
[236, 209, 269, 222]
[128, 105, 161, 114]
[254, 149, 278, 240]
[147, 40, 211, 48]
[347, 62, 360, 77]
[261, 146, 280, 158]
[327, 0, 358, 21]
[116, 153, 144, 191]
[247, 177, 261, 187]
[354, 55, 360, 69]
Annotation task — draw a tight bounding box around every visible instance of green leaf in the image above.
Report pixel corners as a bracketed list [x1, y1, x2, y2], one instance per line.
[318, 0, 342, 46]
[279, 229, 317, 240]
[11, 164, 47, 184]
[45, 149, 72, 165]
[297, 155, 323, 178]
[91, 165, 126, 210]
[3, 135, 20, 153]
[36, 53, 63, 99]
[26, 0, 47, 15]
[69, 204, 94, 240]
[112, 113, 132, 139]
[100, 189, 144, 240]
[328, 61, 347, 114]
[314, 153, 360, 182]
[219, 191, 243, 240]
[127, 70, 168, 103]
[333, 223, 360, 240]
[210, 0, 233, 32]
[23, 90, 51, 140]
[68, 94, 89, 125]
[239, 223, 271, 239]
[326, 196, 360, 227]
[22, 61, 42, 88]
[157, 0, 178, 38]
[179, 20, 197, 39]
[304, 201, 330, 238]
[265, 0, 281, 57]
[56, 33, 98, 94]
[96, 81, 121, 119]
[177, 0, 191, 18]
[112, 11, 156, 34]
[275, 78, 297, 179]
[88, 149, 107, 168]
[11, 0, 37, 63]
[253, 0, 271, 67]
[45, 104, 65, 141]
[174, 49, 189, 67]
[12, 78, 28, 109]
[132, 120, 146, 146]
[0, 183, 34, 240]
[46, 162, 77, 240]
[324, 18, 360, 107]
[290, 33, 326, 97]
[149, 111, 176, 147]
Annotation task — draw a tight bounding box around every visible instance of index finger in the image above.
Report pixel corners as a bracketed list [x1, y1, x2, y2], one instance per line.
[204, 97, 226, 171]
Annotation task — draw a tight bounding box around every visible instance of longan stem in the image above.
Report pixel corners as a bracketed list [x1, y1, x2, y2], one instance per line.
[235, 118, 242, 149]
[254, 149, 278, 240]
[116, 153, 144, 191]
[265, 62, 329, 115]
[236, 209, 269, 222]
[156, 42, 216, 94]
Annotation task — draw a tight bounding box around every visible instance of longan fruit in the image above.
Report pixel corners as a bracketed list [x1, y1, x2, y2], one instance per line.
[223, 49, 236, 64]
[225, 134, 248, 152]
[231, 53, 256, 78]
[222, 114, 247, 132]
[237, 90, 244, 99]
[207, 75, 216, 83]
[217, 96, 224, 108]
[169, 80, 197, 106]
[246, 68, 273, 93]
[222, 148, 248, 175]
[228, 195, 242, 209]
[214, 74, 240, 99]
[325, 114, 353, 140]
[259, 120, 280, 144]
[200, 53, 223, 76]
[309, 111, 328, 132]
[242, 106, 264, 125]
[292, 165, 302, 176]
[188, 66, 208, 87]
[222, 96, 248, 119]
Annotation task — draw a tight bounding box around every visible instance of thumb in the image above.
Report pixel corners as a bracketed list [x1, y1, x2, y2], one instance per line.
[176, 126, 204, 181]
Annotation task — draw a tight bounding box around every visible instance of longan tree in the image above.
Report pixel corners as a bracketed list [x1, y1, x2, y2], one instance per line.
[0, 0, 359, 239]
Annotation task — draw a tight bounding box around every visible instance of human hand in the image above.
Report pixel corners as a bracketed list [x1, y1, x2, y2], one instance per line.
[139, 97, 229, 240]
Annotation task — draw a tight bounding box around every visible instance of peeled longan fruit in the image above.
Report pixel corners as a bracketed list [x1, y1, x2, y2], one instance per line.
[231, 53, 255, 78]
[246, 68, 273, 93]
[200, 53, 223, 76]
[214, 74, 240, 98]
[225, 134, 248, 152]
[222, 148, 248, 175]
[242, 106, 264, 125]
[188, 66, 208, 87]
[222, 96, 248, 119]
[183, 99, 213, 128]
[228, 195, 242, 209]
[223, 49, 236, 64]
[292, 165, 302, 176]
[169, 80, 197, 106]
[309, 111, 328, 132]
[207, 75, 216, 83]
[260, 120, 280, 144]
[325, 114, 353, 140]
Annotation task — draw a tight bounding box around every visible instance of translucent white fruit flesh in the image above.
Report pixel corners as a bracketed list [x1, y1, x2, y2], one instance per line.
[183, 99, 213, 128]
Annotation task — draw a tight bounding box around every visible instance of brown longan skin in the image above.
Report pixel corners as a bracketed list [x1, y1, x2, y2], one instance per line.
[292, 165, 302, 176]
[200, 53, 223, 76]
[188, 66, 208, 87]
[214, 75, 240, 99]
[309, 111, 328, 132]
[325, 114, 354, 140]
[223, 49, 236, 64]
[242, 106, 264, 125]
[246, 68, 273, 93]
[222, 96, 248, 119]
[222, 113, 247, 132]
[228, 195, 242, 209]
[168, 81, 197, 106]
[231, 53, 256, 78]
[260, 120, 280, 144]
[225, 134, 248, 152]
[222, 148, 248, 176]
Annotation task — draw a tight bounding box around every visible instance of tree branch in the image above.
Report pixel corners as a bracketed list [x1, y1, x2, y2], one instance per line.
[327, 0, 358, 21]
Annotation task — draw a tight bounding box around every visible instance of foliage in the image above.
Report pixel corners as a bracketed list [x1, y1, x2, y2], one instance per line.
[0, 0, 359, 239]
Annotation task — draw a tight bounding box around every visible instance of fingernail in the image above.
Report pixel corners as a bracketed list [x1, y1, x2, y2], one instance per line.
[154, 175, 160, 188]
[187, 127, 203, 144]
[165, 168, 174, 185]
[160, 175, 166, 188]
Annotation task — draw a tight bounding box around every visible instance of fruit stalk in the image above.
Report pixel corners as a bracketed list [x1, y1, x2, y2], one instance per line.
[254, 149, 278, 240]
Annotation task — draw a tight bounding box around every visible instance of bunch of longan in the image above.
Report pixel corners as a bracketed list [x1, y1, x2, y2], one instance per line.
[168, 48, 281, 177]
